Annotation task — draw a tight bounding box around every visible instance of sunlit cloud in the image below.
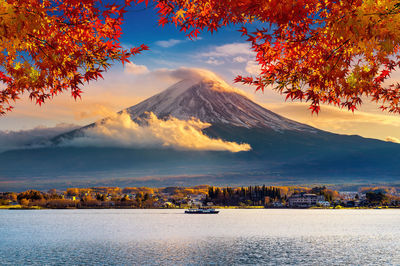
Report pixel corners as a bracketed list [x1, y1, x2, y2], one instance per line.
[264, 102, 400, 141]
[124, 62, 150, 75]
[64, 111, 251, 152]
[385, 136, 400, 144]
[245, 60, 261, 75]
[151, 67, 229, 84]
[200, 42, 254, 57]
[73, 104, 120, 121]
[150, 67, 251, 97]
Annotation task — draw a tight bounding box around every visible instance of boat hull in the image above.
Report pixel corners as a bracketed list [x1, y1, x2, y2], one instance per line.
[185, 209, 219, 214]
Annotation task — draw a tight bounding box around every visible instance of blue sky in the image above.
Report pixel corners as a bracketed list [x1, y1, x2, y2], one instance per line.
[118, 4, 262, 79]
[121, 5, 246, 54]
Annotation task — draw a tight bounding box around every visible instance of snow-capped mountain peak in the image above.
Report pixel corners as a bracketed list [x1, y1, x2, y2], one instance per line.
[125, 78, 317, 132]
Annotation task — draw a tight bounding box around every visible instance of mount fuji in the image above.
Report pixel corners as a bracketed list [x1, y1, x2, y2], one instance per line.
[125, 79, 316, 131]
[1, 76, 399, 190]
[52, 77, 318, 143]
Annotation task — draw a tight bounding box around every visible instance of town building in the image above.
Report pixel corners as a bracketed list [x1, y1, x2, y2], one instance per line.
[317, 200, 331, 207]
[339, 191, 359, 200]
[288, 193, 325, 208]
[272, 201, 284, 208]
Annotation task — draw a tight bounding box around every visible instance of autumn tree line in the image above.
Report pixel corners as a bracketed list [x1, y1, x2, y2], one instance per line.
[0, 185, 399, 209]
[206, 186, 282, 206]
[204, 185, 347, 207]
[0, 186, 209, 209]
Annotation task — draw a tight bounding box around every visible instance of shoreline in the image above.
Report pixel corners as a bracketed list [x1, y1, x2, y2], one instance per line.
[1, 205, 397, 210]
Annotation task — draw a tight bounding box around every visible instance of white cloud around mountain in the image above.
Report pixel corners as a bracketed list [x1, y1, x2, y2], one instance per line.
[64, 111, 251, 153]
[151, 67, 228, 85]
[0, 124, 78, 152]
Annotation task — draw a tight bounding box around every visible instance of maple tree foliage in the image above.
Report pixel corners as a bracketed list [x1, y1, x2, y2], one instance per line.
[156, 0, 400, 114]
[0, 0, 148, 114]
[2, 0, 400, 115]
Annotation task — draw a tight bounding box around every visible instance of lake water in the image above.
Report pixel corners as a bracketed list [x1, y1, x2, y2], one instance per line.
[0, 209, 399, 265]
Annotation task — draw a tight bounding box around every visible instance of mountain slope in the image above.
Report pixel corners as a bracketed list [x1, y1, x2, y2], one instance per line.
[125, 79, 317, 132]
[52, 77, 317, 144]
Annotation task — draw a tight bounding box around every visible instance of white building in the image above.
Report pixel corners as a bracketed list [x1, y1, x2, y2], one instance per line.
[339, 191, 359, 200]
[288, 193, 325, 208]
[317, 200, 331, 207]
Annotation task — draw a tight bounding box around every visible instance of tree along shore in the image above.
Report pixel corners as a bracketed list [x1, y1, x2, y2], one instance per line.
[1, 185, 399, 209]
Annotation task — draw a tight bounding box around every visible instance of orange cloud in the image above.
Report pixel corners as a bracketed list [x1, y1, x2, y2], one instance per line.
[124, 62, 149, 75]
[264, 102, 400, 141]
[385, 136, 400, 144]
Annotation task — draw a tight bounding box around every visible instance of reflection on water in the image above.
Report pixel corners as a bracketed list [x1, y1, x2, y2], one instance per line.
[0, 209, 399, 265]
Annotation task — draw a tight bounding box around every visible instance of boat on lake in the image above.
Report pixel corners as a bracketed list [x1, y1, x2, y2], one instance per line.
[185, 208, 219, 214]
